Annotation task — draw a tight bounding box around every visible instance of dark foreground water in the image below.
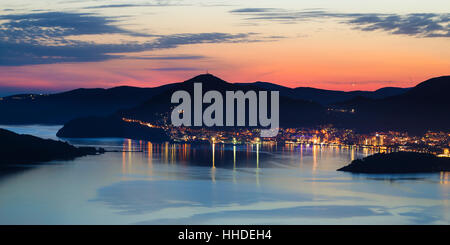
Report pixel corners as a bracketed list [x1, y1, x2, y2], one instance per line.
[0, 125, 448, 224]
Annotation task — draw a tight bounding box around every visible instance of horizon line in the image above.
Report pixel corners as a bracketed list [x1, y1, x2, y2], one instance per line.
[2, 72, 446, 97]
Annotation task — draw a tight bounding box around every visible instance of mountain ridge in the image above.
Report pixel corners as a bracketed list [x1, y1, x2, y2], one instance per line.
[55, 74, 450, 140]
[1, 74, 443, 130]
[331, 75, 450, 134]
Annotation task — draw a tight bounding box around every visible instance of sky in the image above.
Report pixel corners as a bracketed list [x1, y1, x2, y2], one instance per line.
[0, 0, 449, 96]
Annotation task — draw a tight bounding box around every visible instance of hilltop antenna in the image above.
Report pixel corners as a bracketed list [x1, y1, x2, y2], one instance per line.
[206, 70, 209, 74]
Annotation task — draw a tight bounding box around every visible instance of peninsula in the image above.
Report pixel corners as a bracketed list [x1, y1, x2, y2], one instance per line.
[0, 128, 104, 166]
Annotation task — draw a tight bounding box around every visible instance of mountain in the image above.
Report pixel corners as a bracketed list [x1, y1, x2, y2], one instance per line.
[4, 73, 447, 140]
[0, 128, 102, 166]
[0, 84, 174, 124]
[331, 76, 450, 134]
[57, 74, 448, 140]
[292, 87, 409, 105]
[238, 82, 409, 105]
[1, 74, 409, 125]
[119, 74, 326, 127]
[57, 74, 327, 140]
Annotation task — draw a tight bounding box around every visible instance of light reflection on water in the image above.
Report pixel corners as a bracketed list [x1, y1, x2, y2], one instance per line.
[115, 138, 385, 173]
[0, 125, 448, 225]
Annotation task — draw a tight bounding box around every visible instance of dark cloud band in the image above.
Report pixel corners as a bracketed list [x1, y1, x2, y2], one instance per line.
[0, 12, 259, 66]
[231, 8, 450, 38]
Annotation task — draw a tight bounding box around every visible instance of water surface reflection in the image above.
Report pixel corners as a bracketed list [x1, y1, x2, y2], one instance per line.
[0, 126, 448, 224]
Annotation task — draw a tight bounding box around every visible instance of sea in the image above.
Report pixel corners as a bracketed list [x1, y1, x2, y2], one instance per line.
[0, 125, 448, 224]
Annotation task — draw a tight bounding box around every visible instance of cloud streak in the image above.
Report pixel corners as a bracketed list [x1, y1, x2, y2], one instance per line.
[83, 2, 186, 9]
[0, 12, 258, 66]
[0, 11, 151, 39]
[149, 67, 202, 71]
[125, 55, 207, 60]
[230, 8, 450, 38]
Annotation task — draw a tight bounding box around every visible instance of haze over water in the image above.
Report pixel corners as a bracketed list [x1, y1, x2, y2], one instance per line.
[0, 125, 448, 224]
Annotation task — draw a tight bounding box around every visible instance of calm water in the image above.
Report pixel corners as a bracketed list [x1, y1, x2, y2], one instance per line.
[0, 125, 448, 225]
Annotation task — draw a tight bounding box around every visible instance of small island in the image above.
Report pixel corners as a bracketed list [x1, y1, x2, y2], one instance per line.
[0, 128, 104, 166]
[338, 151, 450, 174]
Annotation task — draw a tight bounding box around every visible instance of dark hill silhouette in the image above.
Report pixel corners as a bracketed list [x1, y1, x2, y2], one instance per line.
[292, 87, 409, 105]
[57, 74, 448, 140]
[338, 151, 450, 173]
[238, 82, 409, 104]
[407, 76, 450, 96]
[119, 74, 326, 127]
[57, 74, 327, 140]
[331, 76, 450, 134]
[1, 74, 409, 125]
[0, 84, 174, 124]
[56, 116, 170, 141]
[0, 128, 103, 166]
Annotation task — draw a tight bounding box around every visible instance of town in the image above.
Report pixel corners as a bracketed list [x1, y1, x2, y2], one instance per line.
[122, 117, 450, 157]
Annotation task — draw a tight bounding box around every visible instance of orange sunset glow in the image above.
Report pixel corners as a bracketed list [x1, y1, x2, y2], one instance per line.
[0, 0, 449, 95]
